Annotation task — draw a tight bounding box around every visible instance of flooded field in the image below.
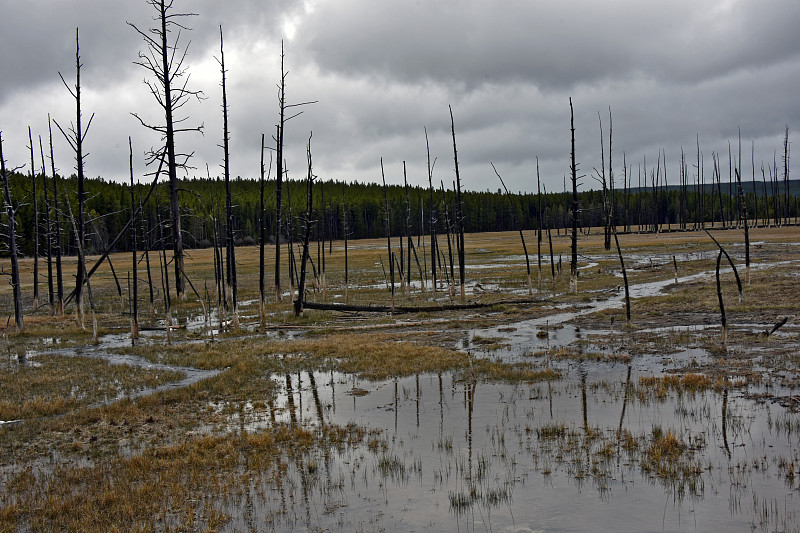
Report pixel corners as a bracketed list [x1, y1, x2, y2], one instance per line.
[1, 228, 799, 531]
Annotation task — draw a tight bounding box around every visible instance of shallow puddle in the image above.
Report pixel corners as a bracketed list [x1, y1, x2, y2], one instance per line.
[216, 368, 800, 532]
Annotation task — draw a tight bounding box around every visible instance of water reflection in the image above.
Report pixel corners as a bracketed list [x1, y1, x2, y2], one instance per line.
[216, 369, 800, 532]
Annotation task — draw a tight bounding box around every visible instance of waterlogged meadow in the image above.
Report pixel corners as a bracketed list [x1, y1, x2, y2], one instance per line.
[1, 228, 799, 531]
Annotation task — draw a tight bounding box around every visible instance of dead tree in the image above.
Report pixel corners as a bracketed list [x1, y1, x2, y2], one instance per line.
[38, 135, 54, 315]
[259, 134, 271, 324]
[449, 106, 466, 301]
[272, 40, 316, 302]
[492, 163, 531, 295]
[129, 137, 139, 340]
[705, 229, 743, 303]
[54, 27, 91, 325]
[342, 184, 350, 303]
[0, 134, 24, 330]
[294, 133, 314, 316]
[736, 130, 750, 284]
[129, 0, 205, 302]
[569, 98, 580, 293]
[28, 127, 40, 309]
[425, 127, 438, 296]
[537, 158, 543, 289]
[48, 116, 64, 315]
[716, 250, 727, 348]
[381, 158, 394, 310]
[612, 226, 630, 322]
[218, 25, 238, 328]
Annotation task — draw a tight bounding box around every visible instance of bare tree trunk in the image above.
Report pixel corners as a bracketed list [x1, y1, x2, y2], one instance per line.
[259, 135, 270, 325]
[38, 135, 55, 315]
[425, 127, 437, 296]
[716, 250, 727, 349]
[569, 98, 579, 293]
[342, 184, 349, 303]
[294, 133, 314, 316]
[0, 135, 24, 330]
[54, 27, 90, 326]
[537, 158, 543, 289]
[129, 138, 139, 341]
[449, 106, 466, 301]
[219, 26, 238, 328]
[492, 163, 531, 295]
[28, 127, 40, 310]
[612, 226, 630, 322]
[48, 116, 64, 315]
[381, 158, 394, 311]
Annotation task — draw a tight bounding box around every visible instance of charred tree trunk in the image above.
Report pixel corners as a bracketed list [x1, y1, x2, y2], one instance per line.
[492, 163, 531, 294]
[381, 158, 394, 310]
[129, 138, 139, 340]
[0, 135, 24, 330]
[294, 134, 314, 317]
[425, 127, 438, 296]
[28, 127, 40, 310]
[219, 26, 238, 328]
[48, 116, 64, 315]
[569, 98, 579, 293]
[54, 27, 90, 326]
[39, 135, 54, 315]
[259, 135, 269, 324]
[449, 106, 466, 301]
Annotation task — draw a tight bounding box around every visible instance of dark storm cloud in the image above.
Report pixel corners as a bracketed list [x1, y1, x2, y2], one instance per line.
[1, 0, 798, 194]
[295, 0, 800, 90]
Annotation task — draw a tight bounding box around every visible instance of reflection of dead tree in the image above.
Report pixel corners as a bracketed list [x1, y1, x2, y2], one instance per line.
[0, 134, 24, 330]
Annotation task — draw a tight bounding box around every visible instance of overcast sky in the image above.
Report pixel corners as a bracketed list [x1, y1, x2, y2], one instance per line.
[1, 0, 799, 195]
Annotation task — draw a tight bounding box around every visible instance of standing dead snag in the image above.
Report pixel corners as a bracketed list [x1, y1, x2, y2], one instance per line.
[38, 135, 54, 315]
[492, 163, 532, 295]
[129, 0, 205, 302]
[381, 158, 394, 311]
[54, 27, 91, 326]
[449, 106, 466, 301]
[425, 127, 438, 296]
[28, 127, 40, 310]
[612, 226, 630, 322]
[294, 133, 314, 317]
[704, 229, 743, 303]
[0, 134, 24, 330]
[259, 135, 271, 325]
[129, 138, 139, 341]
[48, 116, 64, 315]
[218, 25, 238, 329]
[716, 250, 727, 349]
[569, 98, 580, 293]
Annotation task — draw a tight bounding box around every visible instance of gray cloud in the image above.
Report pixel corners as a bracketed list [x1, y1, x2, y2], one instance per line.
[1, 0, 798, 196]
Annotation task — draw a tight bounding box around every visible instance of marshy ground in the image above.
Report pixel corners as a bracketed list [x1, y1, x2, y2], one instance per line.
[1, 226, 798, 531]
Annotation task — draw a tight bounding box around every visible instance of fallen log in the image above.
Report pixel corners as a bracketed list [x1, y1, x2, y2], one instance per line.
[302, 296, 550, 314]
